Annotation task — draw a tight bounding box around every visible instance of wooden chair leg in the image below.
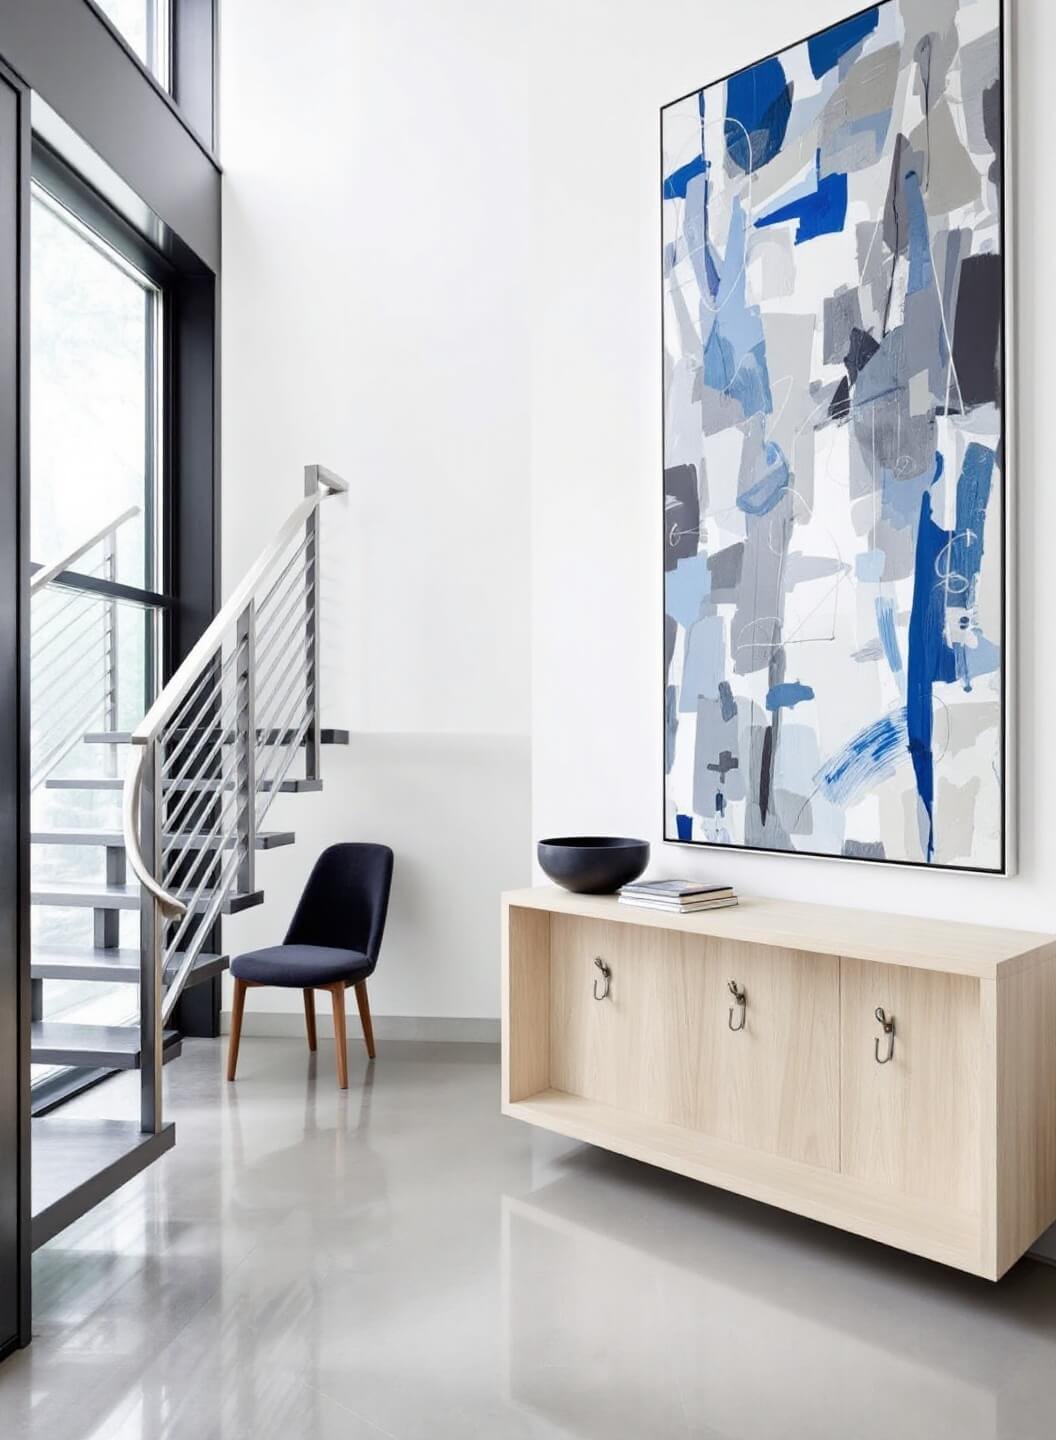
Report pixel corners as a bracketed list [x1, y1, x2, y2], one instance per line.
[354, 980, 376, 1060]
[330, 983, 349, 1090]
[227, 978, 248, 1081]
[303, 988, 317, 1052]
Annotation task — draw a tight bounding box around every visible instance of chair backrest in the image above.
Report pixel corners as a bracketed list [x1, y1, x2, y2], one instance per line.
[284, 843, 394, 963]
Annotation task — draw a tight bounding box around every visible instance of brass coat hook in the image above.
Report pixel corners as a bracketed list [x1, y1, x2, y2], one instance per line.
[874, 1006, 895, 1064]
[593, 957, 612, 1001]
[728, 979, 747, 1032]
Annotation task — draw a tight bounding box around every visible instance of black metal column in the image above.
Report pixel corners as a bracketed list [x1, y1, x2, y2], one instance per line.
[0, 58, 30, 1358]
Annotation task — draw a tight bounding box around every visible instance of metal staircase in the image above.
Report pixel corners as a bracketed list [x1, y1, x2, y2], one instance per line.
[29, 464, 347, 1246]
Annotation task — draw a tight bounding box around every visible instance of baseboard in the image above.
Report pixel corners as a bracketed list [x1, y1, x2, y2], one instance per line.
[221, 1010, 500, 1044]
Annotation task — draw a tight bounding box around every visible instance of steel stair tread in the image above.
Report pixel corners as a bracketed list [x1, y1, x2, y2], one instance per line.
[30, 1021, 182, 1070]
[31, 828, 295, 850]
[31, 1118, 176, 1249]
[31, 881, 264, 913]
[31, 945, 228, 985]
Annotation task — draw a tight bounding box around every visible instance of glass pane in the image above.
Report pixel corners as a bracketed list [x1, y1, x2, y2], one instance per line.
[30, 189, 159, 591]
[93, 0, 170, 86]
[30, 183, 165, 1094]
[30, 594, 153, 1088]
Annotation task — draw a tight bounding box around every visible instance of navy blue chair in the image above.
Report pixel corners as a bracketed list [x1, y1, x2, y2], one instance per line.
[226, 843, 394, 1089]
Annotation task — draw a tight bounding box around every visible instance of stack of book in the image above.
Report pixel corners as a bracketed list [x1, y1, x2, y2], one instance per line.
[618, 878, 738, 913]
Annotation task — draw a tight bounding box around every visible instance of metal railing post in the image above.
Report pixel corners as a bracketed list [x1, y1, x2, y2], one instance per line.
[139, 738, 164, 1133]
[103, 523, 119, 741]
[304, 465, 322, 782]
[235, 602, 256, 895]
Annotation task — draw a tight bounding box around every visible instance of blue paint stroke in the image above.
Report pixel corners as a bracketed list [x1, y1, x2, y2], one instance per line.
[738, 441, 790, 515]
[856, 549, 885, 581]
[676, 812, 693, 840]
[756, 151, 847, 245]
[905, 169, 934, 296]
[950, 443, 995, 605]
[907, 491, 958, 862]
[725, 58, 792, 173]
[700, 199, 773, 420]
[766, 682, 815, 711]
[808, 7, 880, 78]
[703, 334, 773, 421]
[666, 554, 711, 628]
[875, 596, 903, 674]
[816, 709, 909, 806]
[957, 631, 1000, 688]
[663, 153, 708, 201]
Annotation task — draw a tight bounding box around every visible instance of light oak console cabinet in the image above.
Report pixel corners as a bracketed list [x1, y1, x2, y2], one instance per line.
[501, 888, 1056, 1279]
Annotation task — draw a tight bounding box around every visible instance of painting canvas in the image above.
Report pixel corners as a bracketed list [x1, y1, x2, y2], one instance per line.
[662, 0, 1007, 871]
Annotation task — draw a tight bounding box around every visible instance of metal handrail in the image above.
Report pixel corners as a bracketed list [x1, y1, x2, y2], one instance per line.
[30, 505, 140, 593]
[122, 464, 346, 924]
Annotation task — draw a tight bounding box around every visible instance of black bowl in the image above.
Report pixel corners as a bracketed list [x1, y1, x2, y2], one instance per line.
[537, 836, 650, 895]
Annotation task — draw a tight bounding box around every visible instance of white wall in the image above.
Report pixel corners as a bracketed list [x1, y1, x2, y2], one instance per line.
[220, 0, 1056, 990]
[530, 0, 1056, 936]
[218, 0, 532, 1027]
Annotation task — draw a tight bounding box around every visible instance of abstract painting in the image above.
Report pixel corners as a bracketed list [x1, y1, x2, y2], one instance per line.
[662, 0, 1007, 871]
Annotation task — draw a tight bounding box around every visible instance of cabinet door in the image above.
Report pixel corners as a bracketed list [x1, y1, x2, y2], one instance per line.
[694, 941, 840, 1170]
[841, 959, 980, 1213]
[548, 915, 705, 1124]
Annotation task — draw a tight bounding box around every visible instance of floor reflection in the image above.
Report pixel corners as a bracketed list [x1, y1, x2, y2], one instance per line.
[3, 1041, 1055, 1440]
[502, 1143, 1056, 1440]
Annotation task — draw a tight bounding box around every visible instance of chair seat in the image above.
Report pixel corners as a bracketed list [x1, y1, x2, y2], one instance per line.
[230, 944, 373, 988]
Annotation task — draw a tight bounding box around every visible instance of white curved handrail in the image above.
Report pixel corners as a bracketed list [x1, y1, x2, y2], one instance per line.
[30, 505, 140, 593]
[122, 464, 346, 922]
[123, 745, 186, 921]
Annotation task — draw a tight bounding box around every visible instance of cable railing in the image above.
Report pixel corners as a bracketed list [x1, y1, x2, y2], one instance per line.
[122, 464, 346, 1132]
[30, 507, 140, 793]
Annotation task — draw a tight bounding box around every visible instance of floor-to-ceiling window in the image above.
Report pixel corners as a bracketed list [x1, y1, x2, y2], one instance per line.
[29, 174, 166, 1094]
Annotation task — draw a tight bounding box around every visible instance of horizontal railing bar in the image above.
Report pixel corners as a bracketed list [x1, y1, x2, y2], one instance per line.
[32, 606, 104, 673]
[255, 711, 312, 830]
[162, 884, 234, 1021]
[161, 748, 241, 840]
[32, 662, 111, 740]
[163, 804, 240, 899]
[161, 654, 235, 770]
[162, 671, 242, 783]
[30, 505, 140, 593]
[254, 681, 311, 795]
[254, 580, 312, 674]
[253, 607, 311, 708]
[255, 661, 310, 754]
[31, 568, 108, 636]
[161, 773, 240, 866]
[256, 564, 312, 645]
[164, 835, 242, 966]
[32, 638, 109, 707]
[161, 806, 241, 882]
[256, 533, 310, 620]
[31, 702, 106, 792]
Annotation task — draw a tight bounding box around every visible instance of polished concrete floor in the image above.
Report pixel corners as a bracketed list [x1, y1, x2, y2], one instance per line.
[3, 1037, 1056, 1439]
